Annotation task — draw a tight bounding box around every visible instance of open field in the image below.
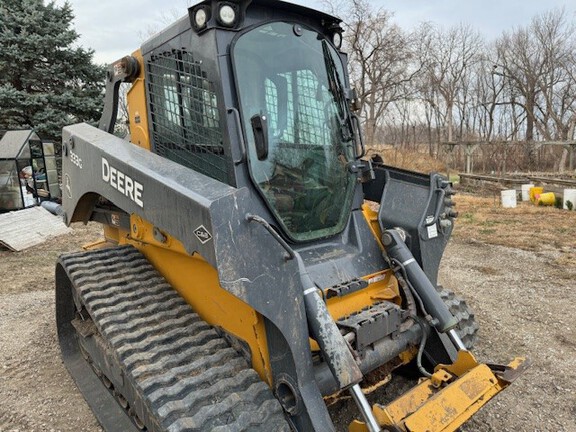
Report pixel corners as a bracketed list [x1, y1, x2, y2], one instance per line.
[454, 194, 576, 268]
[1, 194, 575, 431]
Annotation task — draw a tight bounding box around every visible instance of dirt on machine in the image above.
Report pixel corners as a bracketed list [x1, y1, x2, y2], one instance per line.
[54, 1, 528, 431]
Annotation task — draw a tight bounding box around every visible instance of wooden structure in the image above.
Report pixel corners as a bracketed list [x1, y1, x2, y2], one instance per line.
[441, 140, 576, 174]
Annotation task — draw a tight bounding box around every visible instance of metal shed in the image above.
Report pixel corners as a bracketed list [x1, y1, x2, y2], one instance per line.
[0, 130, 60, 212]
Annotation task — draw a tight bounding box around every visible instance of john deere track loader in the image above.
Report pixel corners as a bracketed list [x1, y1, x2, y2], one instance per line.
[55, 1, 527, 431]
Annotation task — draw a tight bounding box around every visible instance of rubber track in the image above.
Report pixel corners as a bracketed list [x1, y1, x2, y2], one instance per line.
[60, 245, 290, 432]
[436, 285, 479, 350]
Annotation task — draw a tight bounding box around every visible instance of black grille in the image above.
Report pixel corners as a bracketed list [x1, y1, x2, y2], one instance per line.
[147, 50, 228, 183]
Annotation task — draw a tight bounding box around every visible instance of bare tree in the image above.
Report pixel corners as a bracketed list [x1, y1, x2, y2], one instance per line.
[494, 29, 541, 144]
[491, 8, 576, 169]
[138, 1, 193, 41]
[307, 3, 576, 172]
[326, 0, 419, 147]
[421, 24, 483, 143]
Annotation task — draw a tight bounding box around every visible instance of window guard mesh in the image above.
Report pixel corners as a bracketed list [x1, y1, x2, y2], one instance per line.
[147, 50, 229, 183]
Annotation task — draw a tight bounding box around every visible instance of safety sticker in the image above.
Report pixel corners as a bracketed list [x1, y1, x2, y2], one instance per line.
[368, 274, 386, 285]
[194, 225, 213, 244]
[426, 216, 438, 239]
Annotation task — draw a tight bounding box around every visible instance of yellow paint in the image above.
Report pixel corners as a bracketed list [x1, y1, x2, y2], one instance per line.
[349, 353, 529, 432]
[81, 50, 273, 383]
[349, 419, 373, 432]
[361, 203, 384, 250]
[103, 223, 128, 244]
[319, 270, 417, 387]
[311, 270, 400, 353]
[398, 347, 417, 365]
[118, 215, 273, 385]
[400, 365, 501, 431]
[82, 238, 110, 250]
[86, 57, 527, 428]
[83, 224, 128, 250]
[505, 356, 526, 371]
[325, 271, 401, 321]
[126, 50, 151, 151]
[435, 350, 480, 376]
[356, 205, 421, 371]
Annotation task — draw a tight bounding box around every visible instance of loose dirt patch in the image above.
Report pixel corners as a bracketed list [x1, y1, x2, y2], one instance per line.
[0, 223, 101, 432]
[1, 196, 575, 431]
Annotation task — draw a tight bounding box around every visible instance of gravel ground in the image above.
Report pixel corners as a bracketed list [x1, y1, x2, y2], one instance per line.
[0, 223, 575, 432]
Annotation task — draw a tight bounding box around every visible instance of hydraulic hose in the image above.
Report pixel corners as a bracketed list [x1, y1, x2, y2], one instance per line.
[413, 316, 433, 378]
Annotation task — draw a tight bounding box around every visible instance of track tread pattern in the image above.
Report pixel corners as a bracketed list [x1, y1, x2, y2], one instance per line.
[60, 245, 290, 432]
[437, 285, 479, 349]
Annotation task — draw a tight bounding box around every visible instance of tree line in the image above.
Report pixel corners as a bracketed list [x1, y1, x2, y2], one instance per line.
[330, 0, 576, 172]
[2, 0, 574, 173]
[0, 0, 104, 142]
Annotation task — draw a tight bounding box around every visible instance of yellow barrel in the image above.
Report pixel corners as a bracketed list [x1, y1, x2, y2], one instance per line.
[537, 192, 556, 206]
[529, 186, 544, 203]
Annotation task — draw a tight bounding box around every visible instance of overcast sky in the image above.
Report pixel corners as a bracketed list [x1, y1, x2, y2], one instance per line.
[61, 0, 574, 65]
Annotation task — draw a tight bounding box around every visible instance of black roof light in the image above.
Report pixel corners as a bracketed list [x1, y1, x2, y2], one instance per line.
[191, 5, 211, 32]
[332, 30, 343, 49]
[324, 20, 344, 50]
[216, 2, 239, 28]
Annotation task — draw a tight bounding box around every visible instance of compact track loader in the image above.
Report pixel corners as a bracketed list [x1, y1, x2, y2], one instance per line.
[55, 1, 527, 431]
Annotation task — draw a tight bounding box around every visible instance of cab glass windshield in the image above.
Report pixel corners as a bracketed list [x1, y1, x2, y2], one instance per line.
[233, 22, 356, 241]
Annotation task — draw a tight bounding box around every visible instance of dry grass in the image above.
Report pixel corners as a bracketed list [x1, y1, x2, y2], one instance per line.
[453, 193, 576, 268]
[368, 147, 447, 173]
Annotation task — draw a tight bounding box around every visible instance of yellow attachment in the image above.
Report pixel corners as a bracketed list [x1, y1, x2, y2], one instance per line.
[349, 351, 529, 432]
[126, 50, 151, 150]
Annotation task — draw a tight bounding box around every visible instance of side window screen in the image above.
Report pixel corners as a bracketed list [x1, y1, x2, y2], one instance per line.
[147, 50, 228, 184]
